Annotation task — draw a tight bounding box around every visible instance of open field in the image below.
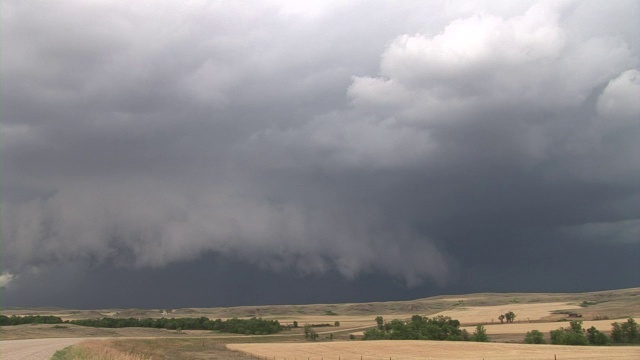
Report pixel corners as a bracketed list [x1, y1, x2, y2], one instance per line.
[0, 323, 250, 341]
[431, 302, 573, 324]
[1, 288, 639, 358]
[228, 340, 640, 360]
[57, 338, 254, 360]
[4, 287, 638, 322]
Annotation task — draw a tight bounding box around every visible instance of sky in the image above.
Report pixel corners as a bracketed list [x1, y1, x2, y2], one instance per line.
[1, 0, 639, 309]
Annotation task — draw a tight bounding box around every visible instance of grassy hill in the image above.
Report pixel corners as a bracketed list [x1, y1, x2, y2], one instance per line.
[2, 287, 638, 321]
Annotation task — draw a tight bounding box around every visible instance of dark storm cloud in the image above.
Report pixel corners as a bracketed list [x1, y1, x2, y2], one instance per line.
[2, 0, 639, 304]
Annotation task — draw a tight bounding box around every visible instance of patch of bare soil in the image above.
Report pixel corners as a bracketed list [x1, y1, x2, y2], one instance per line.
[0, 337, 97, 360]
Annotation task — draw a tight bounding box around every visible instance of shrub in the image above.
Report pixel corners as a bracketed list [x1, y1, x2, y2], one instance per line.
[303, 325, 319, 341]
[471, 325, 489, 342]
[549, 321, 589, 345]
[524, 330, 545, 344]
[580, 301, 597, 307]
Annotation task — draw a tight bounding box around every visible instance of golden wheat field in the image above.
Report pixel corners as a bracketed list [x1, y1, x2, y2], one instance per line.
[430, 302, 574, 324]
[227, 340, 640, 360]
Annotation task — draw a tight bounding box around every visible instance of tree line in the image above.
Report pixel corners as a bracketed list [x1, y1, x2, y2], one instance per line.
[0, 315, 63, 326]
[69, 316, 282, 334]
[525, 318, 639, 345]
[0, 315, 282, 335]
[363, 315, 488, 342]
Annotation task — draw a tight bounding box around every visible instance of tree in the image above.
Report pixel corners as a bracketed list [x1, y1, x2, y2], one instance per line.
[471, 325, 489, 342]
[524, 330, 545, 344]
[569, 320, 584, 333]
[303, 325, 318, 341]
[334, 321, 340, 327]
[364, 315, 466, 341]
[375, 316, 384, 330]
[505, 311, 516, 323]
[621, 318, 639, 343]
[611, 322, 623, 343]
[612, 318, 640, 343]
[586, 326, 609, 345]
[293, 321, 298, 328]
[498, 314, 505, 324]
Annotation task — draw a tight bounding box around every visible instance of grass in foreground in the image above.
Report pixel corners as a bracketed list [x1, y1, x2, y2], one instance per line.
[51, 340, 150, 360]
[52, 338, 257, 360]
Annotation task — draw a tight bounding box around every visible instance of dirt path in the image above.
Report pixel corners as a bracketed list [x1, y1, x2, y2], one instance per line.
[0, 337, 92, 360]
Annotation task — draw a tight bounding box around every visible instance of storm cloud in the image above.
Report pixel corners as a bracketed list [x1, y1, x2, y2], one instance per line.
[2, 0, 638, 307]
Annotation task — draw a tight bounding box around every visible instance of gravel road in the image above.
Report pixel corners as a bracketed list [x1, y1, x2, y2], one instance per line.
[0, 337, 89, 360]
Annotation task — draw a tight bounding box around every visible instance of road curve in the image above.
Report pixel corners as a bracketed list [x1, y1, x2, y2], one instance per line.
[0, 337, 90, 360]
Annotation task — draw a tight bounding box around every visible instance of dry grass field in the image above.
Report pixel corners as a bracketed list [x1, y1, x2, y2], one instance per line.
[431, 302, 573, 324]
[52, 340, 151, 360]
[228, 340, 640, 360]
[4, 287, 638, 323]
[0, 323, 247, 341]
[2, 288, 639, 359]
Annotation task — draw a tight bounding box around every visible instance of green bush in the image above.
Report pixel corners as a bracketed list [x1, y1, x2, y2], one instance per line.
[524, 329, 545, 344]
[550, 321, 589, 345]
[471, 325, 489, 342]
[303, 325, 319, 341]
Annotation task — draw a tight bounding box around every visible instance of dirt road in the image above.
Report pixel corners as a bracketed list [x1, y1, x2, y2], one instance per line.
[0, 337, 89, 360]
